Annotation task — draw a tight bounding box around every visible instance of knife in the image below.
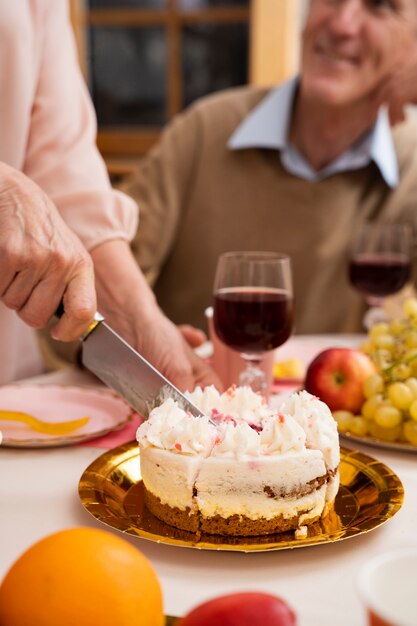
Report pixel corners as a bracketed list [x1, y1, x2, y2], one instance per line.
[78, 313, 207, 419]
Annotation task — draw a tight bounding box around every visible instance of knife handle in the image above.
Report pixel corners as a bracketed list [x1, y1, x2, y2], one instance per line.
[54, 302, 104, 339]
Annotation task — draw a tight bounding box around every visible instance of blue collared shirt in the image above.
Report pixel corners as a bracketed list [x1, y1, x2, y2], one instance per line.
[228, 78, 398, 188]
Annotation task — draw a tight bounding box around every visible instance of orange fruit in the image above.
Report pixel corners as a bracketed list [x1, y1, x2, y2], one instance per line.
[0, 527, 164, 626]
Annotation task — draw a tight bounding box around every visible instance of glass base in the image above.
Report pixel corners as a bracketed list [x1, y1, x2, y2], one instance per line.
[363, 306, 389, 330]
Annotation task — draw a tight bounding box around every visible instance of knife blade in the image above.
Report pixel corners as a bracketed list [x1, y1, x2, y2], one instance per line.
[80, 314, 206, 419]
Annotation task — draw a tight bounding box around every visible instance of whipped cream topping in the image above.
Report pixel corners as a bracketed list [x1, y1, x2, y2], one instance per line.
[259, 415, 306, 454]
[277, 390, 340, 469]
[137, 398, 218, 456]
[211, 421, 261, 458]
[186, 384, 270, 428]
[136, 387, 333, 460]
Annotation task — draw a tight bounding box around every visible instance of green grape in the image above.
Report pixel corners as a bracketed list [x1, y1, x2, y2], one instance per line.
[349, 416, 368, 437]
[409, 399, 417, 422]
[372, 334, 395, 351]
[403, 348, 417, 363]
[360, 341, 374, 356]
[404, 331, 417, 349]
[410, 316, 417, 331]
[403, 420, 417, 446]
[361, 394, 384, 420]
[389, 319, 407, 336]
[373, 350, 393, 370]
[409, 360, 417, 378]
[333, 410, 353, 432]
[369, 323, 390, 339]
[391, 363, 412, 380]
[403, 298, 417, 320]
[405, 377, 417, 398]
[360, 300, 417, 437]
[369, 421, 403, 442]
[363, 374, 384, 398]
[387, 382, 414, 409]
[374, 405, 403, 428]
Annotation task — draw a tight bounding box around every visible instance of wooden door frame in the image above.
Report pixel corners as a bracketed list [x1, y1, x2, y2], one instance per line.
[249, 0, 301, 87]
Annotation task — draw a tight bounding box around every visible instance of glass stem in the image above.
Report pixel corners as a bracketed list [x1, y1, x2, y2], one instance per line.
[241, 354, 262, 366]
[366, 296, 383, 307]
[239, 354, 267, 395]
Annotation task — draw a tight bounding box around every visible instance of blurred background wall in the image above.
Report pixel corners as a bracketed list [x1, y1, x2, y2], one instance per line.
[69, 0, 306, 180]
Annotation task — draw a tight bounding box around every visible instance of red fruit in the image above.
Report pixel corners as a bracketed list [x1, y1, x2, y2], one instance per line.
[304, 347, 376, 413]
[177, 591, 296, 626]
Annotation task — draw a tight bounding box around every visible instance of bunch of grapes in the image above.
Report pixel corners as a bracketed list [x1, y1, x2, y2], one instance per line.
[334, 298, 417, 446]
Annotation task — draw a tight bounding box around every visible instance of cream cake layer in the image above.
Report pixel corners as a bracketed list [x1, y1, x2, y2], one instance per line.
[195, 449, 327, 521]
[140, 447, 203, 511]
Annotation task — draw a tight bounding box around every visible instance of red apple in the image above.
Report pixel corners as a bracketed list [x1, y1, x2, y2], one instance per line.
[177, 591, 296, 626]
[304, 348, 376, 413]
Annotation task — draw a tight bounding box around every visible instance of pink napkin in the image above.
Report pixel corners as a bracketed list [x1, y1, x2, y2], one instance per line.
[270, 380, 301, 395]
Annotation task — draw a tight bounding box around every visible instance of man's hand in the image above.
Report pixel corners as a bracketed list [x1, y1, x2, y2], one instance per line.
[90, 240, 222, 392]
[0, 162, 96, 340]
[178, 324, 207, 349]
[131, 310, 221, 392]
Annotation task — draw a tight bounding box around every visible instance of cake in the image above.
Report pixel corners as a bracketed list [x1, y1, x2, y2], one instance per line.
[136, 386, 340, 537]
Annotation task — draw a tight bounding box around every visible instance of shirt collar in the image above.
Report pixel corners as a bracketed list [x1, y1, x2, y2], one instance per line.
[228, 78, 296, 151]
[228, 77, 399, 188]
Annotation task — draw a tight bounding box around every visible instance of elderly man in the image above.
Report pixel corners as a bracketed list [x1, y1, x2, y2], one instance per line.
[125, 0, 417, 336]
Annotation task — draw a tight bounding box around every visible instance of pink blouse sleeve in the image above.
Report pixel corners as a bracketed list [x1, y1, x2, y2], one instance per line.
[23, 0, 138, 251]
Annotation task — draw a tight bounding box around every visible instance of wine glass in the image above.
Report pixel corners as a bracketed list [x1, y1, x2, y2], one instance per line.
[349, 222, 412, 329]
[213, 252, 294, 394]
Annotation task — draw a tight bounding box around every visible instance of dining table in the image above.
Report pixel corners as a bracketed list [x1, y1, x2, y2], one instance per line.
[0, 334, 416, 626]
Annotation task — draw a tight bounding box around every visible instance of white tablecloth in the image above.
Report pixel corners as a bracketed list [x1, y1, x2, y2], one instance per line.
[1, 336, 416, 625]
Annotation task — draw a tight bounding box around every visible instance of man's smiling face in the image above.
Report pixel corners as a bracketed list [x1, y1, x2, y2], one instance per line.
[301, 0, 417, 107]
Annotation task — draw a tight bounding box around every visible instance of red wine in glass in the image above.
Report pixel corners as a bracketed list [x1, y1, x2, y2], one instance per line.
[214, 287, 294, 353]
[349, 223, 412, 329]
[349, 253, 411, 298]
[212, 252, 294, 394]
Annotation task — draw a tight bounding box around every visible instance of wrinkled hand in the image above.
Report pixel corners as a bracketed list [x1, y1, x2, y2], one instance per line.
[0, 162, 96, 340]
[178, 324, 207, 349]
[135, 311, 221, 392]
[90, 240, 222, 392]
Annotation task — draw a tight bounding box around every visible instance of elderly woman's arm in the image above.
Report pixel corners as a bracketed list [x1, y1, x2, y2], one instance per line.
[20, 1, 219, 390]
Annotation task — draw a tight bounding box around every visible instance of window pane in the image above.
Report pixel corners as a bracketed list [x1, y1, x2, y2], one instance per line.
[178, 0, 248, 7]
[88, 27, 167, 126]
[89, 0, 166, 8]
[182, 23, 248, 108]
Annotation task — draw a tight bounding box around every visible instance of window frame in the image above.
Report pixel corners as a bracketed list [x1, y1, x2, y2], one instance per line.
[69, 0, 300, 175]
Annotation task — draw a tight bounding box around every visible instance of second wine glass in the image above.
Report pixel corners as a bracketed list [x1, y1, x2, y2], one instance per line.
[349, 222, 412, 329]
[213, 252, 294, 394]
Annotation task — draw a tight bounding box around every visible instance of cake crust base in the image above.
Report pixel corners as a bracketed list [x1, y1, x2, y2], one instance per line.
[143, 486, 323, 537]
[144, 489, 200, 533]
[199, 511, 320, 536]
